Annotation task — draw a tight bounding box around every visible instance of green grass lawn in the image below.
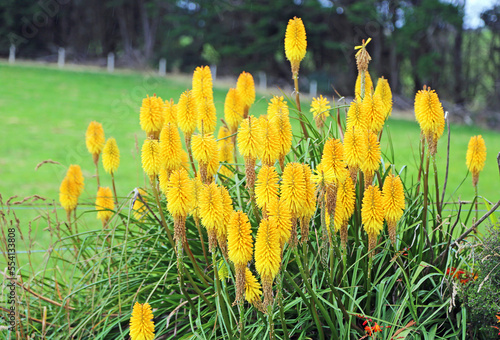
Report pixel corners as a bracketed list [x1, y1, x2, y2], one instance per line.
[1, 61, 499, 266]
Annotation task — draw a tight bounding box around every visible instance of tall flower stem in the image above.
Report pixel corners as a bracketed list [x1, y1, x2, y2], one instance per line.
[150, 177, 175, 248]
[185, 135, 197, 176]
[293, 74, 309, 140]
[212, 251, 234, 340]
[432, 156, 441, 218]
[195, 219, 209, 264]
[93, 156, 101, 187]
[111, 172, 118, 205]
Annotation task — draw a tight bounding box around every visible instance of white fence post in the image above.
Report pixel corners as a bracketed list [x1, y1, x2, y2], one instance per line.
[309, 80, 317, 98]
[210, 64, 217, 80]
[107, 52, 115, 73]
[57, 47, 65, 68]
[258, 71, 267, 90]
[159, 58, 166, 76]
[9, 44, 15, 63]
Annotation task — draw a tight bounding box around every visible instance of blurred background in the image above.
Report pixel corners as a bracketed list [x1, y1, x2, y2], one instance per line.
[2, 0, 500, 128]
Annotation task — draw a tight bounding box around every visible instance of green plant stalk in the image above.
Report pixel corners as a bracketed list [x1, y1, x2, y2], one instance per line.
[293, 250, 338, 340]
[432, 156, 441, 219]
[396, 257, 419, 323]
[419, 152, 431, 265]
[195, 218, 209, 265]
[238, 301, 245, 340]
[293, 73, 310, 140]
[474, 184, 479, 223]
[177, 246, 196, 312]
[365, 255, 373, 313]
[284, 271, 325, 340]
[212, 251, 234, 340]
[267, 304, 275, 340]
[182, 260, 214, 309]
[150, 177, 175, 248]
[111, 172, 118, 205]
[276, 274, 289, 340]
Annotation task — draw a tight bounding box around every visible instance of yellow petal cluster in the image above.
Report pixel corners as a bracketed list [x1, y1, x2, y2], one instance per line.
[374, 77, 392, 118]
[67, 165, 85, 196]
[310, 95, 330, 128]
[267, 198, 292, 246]
[300, 164, 316, 219]
[159, 168, 170, 196]
[255, 218, 281, 280]
[244, 268, 262, 304]
[190, 176, 204, 220]
[466, 135, 487, 178]
[361, 132, 381, 175]
[85, 121, 105, 156]
[192, 133, 218, 165]
[362, 185, 384, 237]
[267, 96, 290, 119]
[177, 90, 198, 137]
[160, 122, 183, 172]
[129, 302, 155, 340]
[346, 100, 366, 132]
[267, 97, 292, 162]
[236, 72, 255, 113]
[237, 116, 262, 158]
[140, 95, 164, 139]
[321, 138, 346, 182]
[227, 211, 254, 266]
[311, 162, 336, 187]
[281, 162, 306, 217]
[255, 165, 279, 210]
[335, 175, 356, 230]
[361, 91, 385, 133]
[59, 176, 79, 213]
[167, 168, 194, 218]
[133, 189, 148, 221]
[141, 139, 161, 179]
[218, 186, 234, 240]
[163, 99, 177, 125]
[258, 116, 280, 166]
[224, 88, 243, 132]
[196, 97, 217, 134]
[355, 71, 373, 99]
[199, 182, 223, 232]
[284, 16, 307, 73]
[343, 126, 367, 169]
[102, 137, 120, 174]
[96, 186, 114, 223]
[192, 66, 214, 102]
[414, 87, 445, 142]
[382, 174, 405, 224]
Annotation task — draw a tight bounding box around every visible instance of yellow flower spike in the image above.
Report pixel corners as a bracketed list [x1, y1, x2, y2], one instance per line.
[267, 97, 292, 169]
[190, 176, 204, 222]
[346, 100, 367, 132]
[141, 139, 161, 181]
[343, 126, 368, 182]
[258, 116, 280, 167]
[310, 95, 331, 129]
[236, 71, 255, 118]
[160, 122, 183, 172]
[284, 16, 307, 75]
[244, 267, 262, 305]
[361, 90, 386, 134]
[180, 149, 190, 171]
[218, 126, 234, 178]
[217, 185, 234, 258]
[102, 137, 120, 175]
[228, 210, 254, 304]
[59, 177, 78, 216]
[361, 132, 381, 188]
[163, 99, 177, 126]
[466, 135, 487, 187]
[321, 138, 346, 183]
[312, 163, 336, 187]
[199, 182, 224, 252]
[67, 165, 85, 196]
[129, 302, 155, 340]
[167, 167, 194, 245]
[267, 197, 292, 250]
[267, 96, 290, 119]
[177, 89, 198, 138]
[281, 162, 306, 247]
[382, 174, 405, 244]
[374, 77, 393, 118]
[192, 133, 218, 183]
[238, 116, 262, 189]
[197, 98, 217, 134]
[300, 164, 316, 244]
[96, 186, 114, 225]
[414, 86, 445, 155]
[255, 165, 280, 214]
[336, 173, 356, 248]
[192, 65, 214, 102]
[140, 95, 164, 139]
[133, 189, 148, 221]
[362, 185, 384, 256]
[224, 88, 244, 133]
[354, 72, 373, 99]
[85, 121, 105, 163]
[255, 218, 281, 308]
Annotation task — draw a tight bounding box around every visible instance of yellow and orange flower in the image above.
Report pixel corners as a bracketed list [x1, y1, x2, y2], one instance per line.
[236, 72, 255, 116]
[362, 185, 384, 255]
[102, 137, 120, 175]
[466, 135, 487, 187]
[141, 139, 161, 180]
[374, 77, 392, 118]
[140, 95, 164, 139]
[224, 88, 243, 133]
[284, 16, 307, 74]
[177, 90, 198, 138]
[129, 302, 155, 340]
[382, 174, 405, 244]
[96, 186, 114, 224]
[85, 121, 105, 162]
[160, 122, 183, 172]
[310, 95, 331, 129]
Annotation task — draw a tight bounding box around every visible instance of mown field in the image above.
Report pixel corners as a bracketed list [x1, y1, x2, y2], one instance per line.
[1, 61, 499, 262]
